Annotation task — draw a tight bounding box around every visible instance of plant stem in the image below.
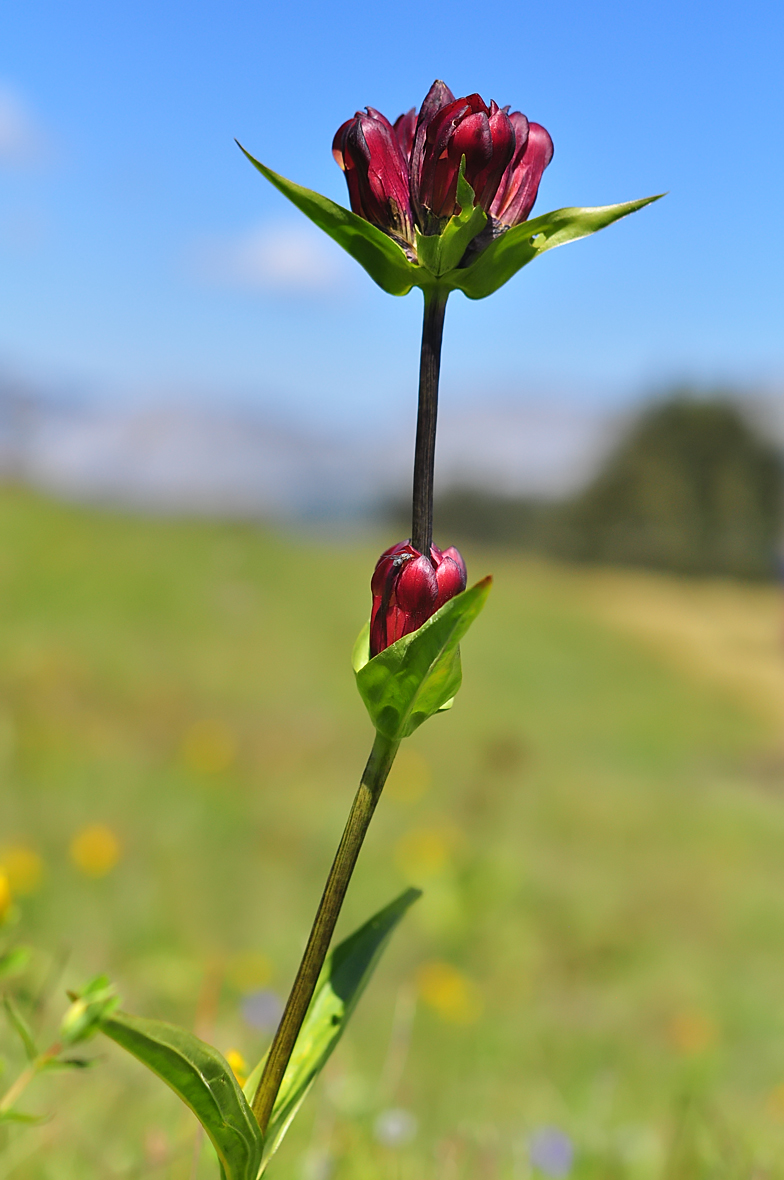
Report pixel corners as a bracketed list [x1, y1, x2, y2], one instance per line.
[0, 1063, 37, 1117]
[252, 731, 400, 1135]
[411, 288, 448, 556]
[0, 1047, 57, 1116]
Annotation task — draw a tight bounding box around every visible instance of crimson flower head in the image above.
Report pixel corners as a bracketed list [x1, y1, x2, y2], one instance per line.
[333, 80, 552, 249]
[370, 540, 467, 658]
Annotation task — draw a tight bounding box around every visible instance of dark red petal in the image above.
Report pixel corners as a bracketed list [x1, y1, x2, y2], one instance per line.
[393, 108, 417, 161]
[395, 555, 438, 614]
[370, 607, 387, 657]
[491, 121, 554, 225]
[462, 93, 489, 115]
[509, 111, 530, 155]
[421, 102, 481, 217]
[370, 553, 399, 599]
[332, 119, 353, 169]
[469, 109, 515, 209]
[434, 556, 467, 608]
[410, 80, 457, 221]
[448, 111, 492, 166]
[441, 546, 467, 584]
[489, 111, 529, 218]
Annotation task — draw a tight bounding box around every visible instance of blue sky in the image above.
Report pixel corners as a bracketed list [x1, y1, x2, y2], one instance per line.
[1, 0, 782, 432]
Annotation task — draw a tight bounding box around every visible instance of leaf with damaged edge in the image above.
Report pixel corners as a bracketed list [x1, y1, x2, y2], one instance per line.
[452, 195, 664, 299]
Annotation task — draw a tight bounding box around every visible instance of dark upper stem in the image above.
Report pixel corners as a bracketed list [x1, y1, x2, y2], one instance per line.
[411, 289, 448, 556]
[252, 731, 400, 1136]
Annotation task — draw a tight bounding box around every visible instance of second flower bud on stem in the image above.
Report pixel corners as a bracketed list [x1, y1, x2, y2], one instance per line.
[370, 540, 467, 657]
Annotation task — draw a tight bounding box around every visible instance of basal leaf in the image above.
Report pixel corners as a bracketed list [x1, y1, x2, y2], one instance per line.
[451, 195, 664, 300]
[247, 889, 420, 1173]
[354, 578, 492, 740]
[102, 1011, 263, 1180]
[415, 163, 486, 277]
[237, 144, 418, 297]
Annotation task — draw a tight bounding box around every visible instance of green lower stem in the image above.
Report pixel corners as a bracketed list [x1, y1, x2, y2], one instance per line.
[0, 1047, 57, 1116]
[252, 731, 400, 1134]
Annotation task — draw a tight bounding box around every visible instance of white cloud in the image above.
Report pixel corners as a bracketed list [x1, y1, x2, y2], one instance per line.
[0, 84, 48, 167]
[187, 220, 353, 295]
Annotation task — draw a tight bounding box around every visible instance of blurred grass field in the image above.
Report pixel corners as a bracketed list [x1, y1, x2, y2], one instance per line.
[1, 486, 784, 1178]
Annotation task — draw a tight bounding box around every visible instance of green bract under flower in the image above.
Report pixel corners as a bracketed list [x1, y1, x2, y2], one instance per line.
[238, 142, 662, 300]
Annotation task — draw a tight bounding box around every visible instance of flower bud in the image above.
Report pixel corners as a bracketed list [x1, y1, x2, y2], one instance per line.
[489, 120, 554, 226]
[332, 108, 414, 244]
[60, 975, 119, 1046]
[370, 540, 467, 657]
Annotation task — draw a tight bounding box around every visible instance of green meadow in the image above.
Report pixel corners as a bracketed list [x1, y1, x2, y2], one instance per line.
[2, 486, 784, 1178]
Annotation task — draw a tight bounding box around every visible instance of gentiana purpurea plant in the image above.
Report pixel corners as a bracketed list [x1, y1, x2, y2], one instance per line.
[43, 80, 658, 1178]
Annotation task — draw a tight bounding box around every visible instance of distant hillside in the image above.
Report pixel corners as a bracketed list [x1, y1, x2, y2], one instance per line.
[430, 397, 784, 579]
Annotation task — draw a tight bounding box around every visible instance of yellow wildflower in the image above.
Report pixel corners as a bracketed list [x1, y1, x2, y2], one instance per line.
[1, 845, 43, 895]
[667, 1009, 717, 1056]
[416, 960, 483, 1025]
[394, 824, 463, 880]
[0, 872, 11, 923]
[70, 824, 121, 877]
[181, 719, 237, 775]
[224, 1049, 247, 1086]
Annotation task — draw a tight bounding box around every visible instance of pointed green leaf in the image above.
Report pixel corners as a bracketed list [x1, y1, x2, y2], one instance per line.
[451, 195, 664, 300]
[237, 143, 418, 297]
[101, 1011, 263, 1180]
[0, 946, 31, 979]
[351, 622, 371, 675]
[3, 996, 37, 1061]
[0, 1109, 49, 1125]
[247, 888, 420, 1172]
[354, 578, 492, 740]
[415, 163, 486, 277]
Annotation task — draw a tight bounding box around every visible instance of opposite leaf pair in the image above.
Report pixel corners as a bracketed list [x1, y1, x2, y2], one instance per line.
[101, 890, 420, 1180]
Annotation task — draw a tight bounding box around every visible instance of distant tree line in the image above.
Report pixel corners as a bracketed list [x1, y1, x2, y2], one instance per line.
[418, 396, 784, 580]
